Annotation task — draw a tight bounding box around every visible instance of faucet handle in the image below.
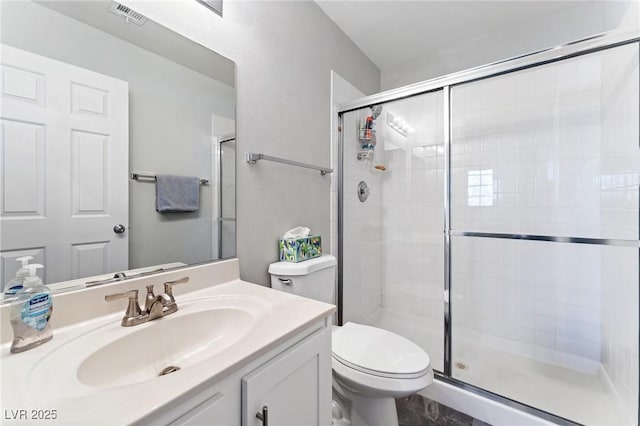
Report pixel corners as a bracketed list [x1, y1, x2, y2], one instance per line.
[163, 276, 189, 302]
[105, 289, 142, 318]
[144, 285, 156, 312]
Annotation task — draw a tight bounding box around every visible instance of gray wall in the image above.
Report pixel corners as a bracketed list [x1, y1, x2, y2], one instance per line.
[1, 2, 235, 269]
[126, 1, 381, 285]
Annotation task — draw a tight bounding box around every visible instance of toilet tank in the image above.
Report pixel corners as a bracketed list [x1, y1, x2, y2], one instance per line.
[268, 255, 337, 304]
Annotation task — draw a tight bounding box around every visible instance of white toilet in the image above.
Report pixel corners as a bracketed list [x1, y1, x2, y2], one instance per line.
[269, 255, 433, 426]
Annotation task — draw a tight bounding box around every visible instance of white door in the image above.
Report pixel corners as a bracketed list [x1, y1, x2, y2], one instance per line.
[0, 44, 129, 286]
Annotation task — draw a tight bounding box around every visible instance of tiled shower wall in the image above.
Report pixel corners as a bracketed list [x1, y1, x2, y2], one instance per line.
[450, 46, 638, 240]
[601, 247, 638, 422]
[340, 109, 384, 324]
[453, 238, 605, 364]
[339, 91, 446, 325]
[380, 93, 444, 323]
[600, 44, 639, 421]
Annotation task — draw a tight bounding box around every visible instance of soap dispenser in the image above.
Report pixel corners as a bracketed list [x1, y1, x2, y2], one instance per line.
[4, 256, 34, 297]
[10, 264, 53, 353]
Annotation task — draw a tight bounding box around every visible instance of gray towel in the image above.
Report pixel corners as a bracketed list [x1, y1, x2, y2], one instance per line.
[155, 174, 200, 213]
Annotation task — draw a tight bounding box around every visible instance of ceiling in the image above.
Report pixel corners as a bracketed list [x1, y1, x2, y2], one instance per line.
[316, 1, 587, 71]
[37, 1, 234, 86]
[315, 0, 636, 88]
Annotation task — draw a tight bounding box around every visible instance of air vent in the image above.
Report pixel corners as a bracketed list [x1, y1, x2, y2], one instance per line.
[108, 2, 148, 26]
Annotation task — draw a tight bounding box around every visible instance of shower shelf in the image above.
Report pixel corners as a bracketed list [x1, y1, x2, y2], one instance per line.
[357, 128, 376, 144]
[372, 165, 388, 174]
[357, 150, 374, 162]
[358, 137, 376, 144]
[357, 127, 377, 162]
[357, 137, 376, 145]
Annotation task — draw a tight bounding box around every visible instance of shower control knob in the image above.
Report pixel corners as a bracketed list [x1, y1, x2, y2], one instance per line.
[357, 181, 370, 202]
[113, 224, 126, 234]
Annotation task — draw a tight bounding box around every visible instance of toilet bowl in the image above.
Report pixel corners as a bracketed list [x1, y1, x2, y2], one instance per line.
[331, 323, 432, 426]
[268, 255, 433, 426]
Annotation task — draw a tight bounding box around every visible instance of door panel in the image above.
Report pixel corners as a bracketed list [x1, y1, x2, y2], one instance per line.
[1, 119, 45, 216]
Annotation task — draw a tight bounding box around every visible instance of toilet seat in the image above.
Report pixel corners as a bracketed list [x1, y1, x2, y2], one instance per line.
[332, 323, 431, 379]
[333, 355, 427, 379]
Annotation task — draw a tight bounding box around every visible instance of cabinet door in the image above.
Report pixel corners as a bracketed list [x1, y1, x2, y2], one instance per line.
[147, 377, 240, 426]
[242, 327, 331, 426]
[168, 391, 235, 426]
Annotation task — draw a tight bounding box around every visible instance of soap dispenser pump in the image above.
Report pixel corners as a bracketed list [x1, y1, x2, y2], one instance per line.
[4, 256, 34, 297]
[10, 264, 53, 353]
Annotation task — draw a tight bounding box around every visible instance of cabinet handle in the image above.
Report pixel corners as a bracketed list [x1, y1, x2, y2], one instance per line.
[256, 405, 268, 426]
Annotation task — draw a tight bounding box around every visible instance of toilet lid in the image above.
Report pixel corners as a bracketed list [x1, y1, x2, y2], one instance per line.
[332, 323, 431, 379]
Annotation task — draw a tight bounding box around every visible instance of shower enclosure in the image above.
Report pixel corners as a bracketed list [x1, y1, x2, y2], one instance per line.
[337, 31, 639, 425]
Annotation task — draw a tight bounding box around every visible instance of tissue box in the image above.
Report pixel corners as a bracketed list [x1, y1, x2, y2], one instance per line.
[279, 235, 322, 262]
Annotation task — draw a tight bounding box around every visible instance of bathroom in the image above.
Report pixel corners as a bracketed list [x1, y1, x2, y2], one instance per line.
[0, 0, 638, 425]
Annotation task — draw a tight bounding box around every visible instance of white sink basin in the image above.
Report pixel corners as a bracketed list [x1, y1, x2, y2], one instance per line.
[78, 307, 255, 388]
[28, 294, 272, 396]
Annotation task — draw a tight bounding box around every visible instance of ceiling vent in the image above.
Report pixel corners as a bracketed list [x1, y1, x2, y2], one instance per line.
[108, 2, 148, 26]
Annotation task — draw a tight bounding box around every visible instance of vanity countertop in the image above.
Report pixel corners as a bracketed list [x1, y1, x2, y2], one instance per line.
[0, 260, 335, 425]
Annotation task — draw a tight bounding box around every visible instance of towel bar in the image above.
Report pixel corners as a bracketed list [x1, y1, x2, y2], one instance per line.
[130, 172, 209, 185]
[245, 152, 333, 175]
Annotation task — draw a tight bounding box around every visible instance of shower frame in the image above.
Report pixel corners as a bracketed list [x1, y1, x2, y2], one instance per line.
[336, 29, 640, 425]
[216, 134, 236, 259]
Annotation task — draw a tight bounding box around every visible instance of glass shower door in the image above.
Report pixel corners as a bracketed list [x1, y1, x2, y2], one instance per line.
[340, 90, 446, 372]
[449, 43, 639, 424]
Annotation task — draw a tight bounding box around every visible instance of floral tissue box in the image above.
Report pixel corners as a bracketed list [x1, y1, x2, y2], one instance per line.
[278, 236, 322, 262]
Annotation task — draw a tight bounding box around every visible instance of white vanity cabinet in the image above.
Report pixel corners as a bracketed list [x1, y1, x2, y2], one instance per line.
[147, 320, 332, 426]
[242, 324, 332, 426]
[0, 262, 336, 426]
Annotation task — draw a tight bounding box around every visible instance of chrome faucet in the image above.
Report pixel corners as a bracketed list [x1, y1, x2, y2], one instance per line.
[105, 277, 189, 327]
